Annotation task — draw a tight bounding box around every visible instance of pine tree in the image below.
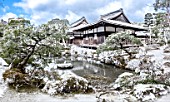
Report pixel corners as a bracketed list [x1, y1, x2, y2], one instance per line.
[0, 18, 68, 73]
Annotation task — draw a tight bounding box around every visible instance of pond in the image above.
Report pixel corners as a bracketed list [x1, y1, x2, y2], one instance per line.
[57, 57, 130, 82]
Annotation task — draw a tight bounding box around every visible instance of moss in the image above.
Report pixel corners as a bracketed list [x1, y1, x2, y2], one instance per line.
[61, 77, 94, 94]
[137, 79, 160, 84]
[3, 68, 26, 81]
[3, 68, 45, 90]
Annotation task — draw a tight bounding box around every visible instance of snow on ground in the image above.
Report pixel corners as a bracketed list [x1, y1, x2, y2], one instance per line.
[71, 45, 96, 57]
[145, 45, 170, 74]
[0, 58, 8, 98]
[146, 45, 165, 63]
[156, 93, 170, 102]
[0, 89, 97, 102]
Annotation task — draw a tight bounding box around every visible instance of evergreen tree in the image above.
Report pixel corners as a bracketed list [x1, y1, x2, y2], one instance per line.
[144, 13, 154, 27]
[0, 18, 68, 73]
[153, 0, 170, 25]
[97, 31, 141, 57]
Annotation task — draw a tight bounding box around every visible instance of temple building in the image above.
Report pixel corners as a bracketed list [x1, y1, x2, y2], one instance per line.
[68, 8, 147, 48]
[8, 18, 30, 29]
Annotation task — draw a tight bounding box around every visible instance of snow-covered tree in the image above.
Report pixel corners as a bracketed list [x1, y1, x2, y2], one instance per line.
[97, 31, 141, 57]
[0, 18, 69, 73]
[154, 0, 170, 25]
[144, 13, 154, 27]
[154, 0, 170, 44]
[155, 13, 169, 40]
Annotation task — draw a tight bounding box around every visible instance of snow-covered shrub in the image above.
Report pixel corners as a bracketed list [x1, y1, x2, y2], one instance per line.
[133, 84, 170, 101]
[113, 72, 136, 90]
[42, 72, 94, 95]
[3, 68, 45, 90]
[112, 71, 170, 101]
[3, 68, 27, 86]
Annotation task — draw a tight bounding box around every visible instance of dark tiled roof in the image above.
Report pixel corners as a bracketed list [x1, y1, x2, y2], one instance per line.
[70, 16, 88, 27]
[101, 8, 130, 23]
[101, 8, 123, 18]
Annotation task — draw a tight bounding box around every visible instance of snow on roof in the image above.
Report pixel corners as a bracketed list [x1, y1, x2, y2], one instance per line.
[101, 9, 122, 20]
[68, 23, 91, 32]
[70, 17, 88, 28]
[73, 19, 147, 31]
[103, 19, 147, 31]
[135, 32, 151, 36]
[101, 8, 123, 19]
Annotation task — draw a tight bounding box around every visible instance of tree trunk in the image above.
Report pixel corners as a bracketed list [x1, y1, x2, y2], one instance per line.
[17, 44, 36, 73]
[120, 43, 132, 57]
[62, 38, 66, 48]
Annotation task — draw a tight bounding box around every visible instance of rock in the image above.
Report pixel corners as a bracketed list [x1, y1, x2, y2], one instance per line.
[163, 56, 170, 60]
[104, 57, 112, 64]
[133, 84, 170, 101]
[113, 72, 134, 89]
[42, 72, 94, 95]
[97, 92, 138, 102]
[164, 62, 170, 67]
[118, 72, 133, 78]
[164, 46, 170, 53]
[126, 59, 140, 71]
[57, 63, 73, 69]
[83, 74, 112, 89]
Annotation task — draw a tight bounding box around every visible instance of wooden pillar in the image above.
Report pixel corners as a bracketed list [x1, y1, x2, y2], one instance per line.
[104, 24, 106, 41]
[97, 27, 98, 33]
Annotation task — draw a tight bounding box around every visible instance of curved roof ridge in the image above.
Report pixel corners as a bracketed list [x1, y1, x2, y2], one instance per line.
[101, 8, 123, 18]
[70, 16, 88, 27]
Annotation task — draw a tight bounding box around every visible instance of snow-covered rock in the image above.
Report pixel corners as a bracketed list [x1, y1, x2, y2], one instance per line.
[113, 72, 135, 89]
[97, 92, 138, 102]
[118, 72, 133, 78]
[57, 63, 73, 69]
[42, 71, 94, 95]
[133, 84, 170, 101]
[164, 46, 170, 53]
[126, 59, 140, 71]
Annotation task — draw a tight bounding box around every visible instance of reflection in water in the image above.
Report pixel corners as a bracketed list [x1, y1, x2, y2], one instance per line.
[62, 58, 131, 82]
[55, 57, 131, 82]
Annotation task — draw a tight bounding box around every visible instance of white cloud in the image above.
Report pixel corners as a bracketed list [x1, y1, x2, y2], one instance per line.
[96, 1, 122, 15]
[14, 0, 49, 10]
[64, 0, 77, 5]
[65, 11, 81, 23]
[135, 5, 155, 22]
[13, 0, 156, 24]
[0, 12, 18, 22]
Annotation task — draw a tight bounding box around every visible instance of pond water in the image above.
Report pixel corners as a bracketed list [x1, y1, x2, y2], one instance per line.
[72, 61, 129, 82]
[57, 57, 130, 82]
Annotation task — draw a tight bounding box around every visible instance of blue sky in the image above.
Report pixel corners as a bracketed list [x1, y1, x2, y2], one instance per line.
[0, 0, 155, 25]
